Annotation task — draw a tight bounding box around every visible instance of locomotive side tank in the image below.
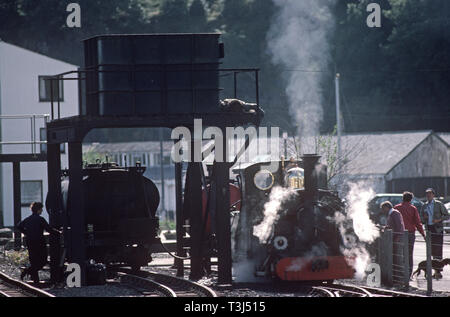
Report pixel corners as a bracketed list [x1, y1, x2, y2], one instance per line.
[54, 163, 160, 270]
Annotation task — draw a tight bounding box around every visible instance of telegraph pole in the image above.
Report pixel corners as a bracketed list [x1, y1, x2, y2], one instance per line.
[335, 73, 342, 169]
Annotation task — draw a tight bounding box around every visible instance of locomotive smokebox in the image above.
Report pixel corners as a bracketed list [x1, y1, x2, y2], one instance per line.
[301, 154, 321, 201]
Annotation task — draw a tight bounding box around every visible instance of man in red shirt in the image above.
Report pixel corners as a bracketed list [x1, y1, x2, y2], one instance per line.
[394, 192, 425, 278]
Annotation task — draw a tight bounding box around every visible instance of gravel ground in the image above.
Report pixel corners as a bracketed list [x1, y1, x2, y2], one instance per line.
[1, 248, 448, 297]
[48, 280, 143, 297]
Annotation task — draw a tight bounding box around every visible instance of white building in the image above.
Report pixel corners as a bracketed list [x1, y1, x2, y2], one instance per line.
[0, 41, 78, 226]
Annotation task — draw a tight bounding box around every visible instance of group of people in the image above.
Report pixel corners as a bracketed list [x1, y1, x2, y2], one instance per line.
[381, 188, 449, 279]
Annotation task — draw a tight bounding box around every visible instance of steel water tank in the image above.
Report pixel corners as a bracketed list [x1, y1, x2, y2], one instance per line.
[82, 34, 223, 116]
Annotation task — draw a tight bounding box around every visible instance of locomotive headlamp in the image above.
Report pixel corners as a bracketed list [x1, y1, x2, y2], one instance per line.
[285, 167, 304, 190]
[254, 170, 274, 191]
[273, 236, 288, 250]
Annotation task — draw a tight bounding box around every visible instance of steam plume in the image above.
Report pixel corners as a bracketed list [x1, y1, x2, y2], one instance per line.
[253, 186, 295, 243]
[267, 0, 336, 139]
[334, 182, 379, 279]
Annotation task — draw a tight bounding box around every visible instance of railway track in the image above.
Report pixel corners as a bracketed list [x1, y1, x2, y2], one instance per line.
[116, 268, 217, 297]
[0, 271, 54, 297]
[310, 283, 427, 297]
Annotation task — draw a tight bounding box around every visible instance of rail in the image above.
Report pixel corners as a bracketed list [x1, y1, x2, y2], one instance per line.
[0, 271, 54, 297]
[115, 268, 217, 297]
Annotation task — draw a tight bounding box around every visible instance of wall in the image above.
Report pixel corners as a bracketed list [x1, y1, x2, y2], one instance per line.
[386, 134, 450, 181]
[0, 42, 78, 226]
[386, 134, 450, 197]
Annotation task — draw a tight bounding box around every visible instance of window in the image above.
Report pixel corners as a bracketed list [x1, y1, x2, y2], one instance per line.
[39, 76, 64, 102]
[40, 128, 65, 154]
[21, 181, 43, 207]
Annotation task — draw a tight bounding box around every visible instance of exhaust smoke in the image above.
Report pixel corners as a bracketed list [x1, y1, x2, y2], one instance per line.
[267, 0, 337, 140]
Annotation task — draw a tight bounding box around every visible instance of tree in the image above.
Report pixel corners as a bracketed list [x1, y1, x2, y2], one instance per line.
[188, 0, 208, 32]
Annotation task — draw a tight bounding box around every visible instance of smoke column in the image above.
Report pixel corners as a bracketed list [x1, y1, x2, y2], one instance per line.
[267, 0, 336, 141]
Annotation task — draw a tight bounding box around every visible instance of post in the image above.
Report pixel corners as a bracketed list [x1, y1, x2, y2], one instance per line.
[402, 230, 410, 289]
[426, 227, 433, 295]
[68, 142, 86, 285]
[215, 132, 232, 285]
[186, 161, 203, 280]
[335, 73, 342, 169]
[379, 229, 393, 287]
[175, 161, 185, 277]
[159, 128, 166, 221]
[47, 143, 62, 283]
[13, 162, 21, 250]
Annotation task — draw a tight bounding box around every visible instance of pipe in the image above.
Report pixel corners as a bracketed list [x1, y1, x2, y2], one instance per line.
[302, 154, 321, 201]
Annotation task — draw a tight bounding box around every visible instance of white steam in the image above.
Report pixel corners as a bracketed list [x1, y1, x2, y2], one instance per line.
[345, 182, 378, 243]
[334, 182, 379, 279]
[253, 186, 295, 243]
[267, 0, 336, 138]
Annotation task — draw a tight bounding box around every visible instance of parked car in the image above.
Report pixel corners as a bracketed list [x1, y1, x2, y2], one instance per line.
[444, 202, 450, 233]
[368, 193, 424, 226]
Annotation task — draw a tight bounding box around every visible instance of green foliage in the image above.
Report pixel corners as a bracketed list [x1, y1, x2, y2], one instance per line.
[1, 0, 449, 137]
[331, 0, 450, 132]
[5, 250, 28, 266]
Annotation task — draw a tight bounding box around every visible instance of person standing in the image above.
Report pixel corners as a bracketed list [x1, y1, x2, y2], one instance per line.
[16, 202, 60, 284]
[381, 201, 406, 272]
[420, 188, 449, 279]
[394, 192, 425, 278]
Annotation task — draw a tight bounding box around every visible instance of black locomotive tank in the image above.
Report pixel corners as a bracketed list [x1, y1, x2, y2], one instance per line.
[55, 163, 160, 269]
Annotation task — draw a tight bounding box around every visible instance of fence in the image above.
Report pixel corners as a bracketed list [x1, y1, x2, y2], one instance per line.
[378, 226, 450, 295]
[378, 229, 410, 289]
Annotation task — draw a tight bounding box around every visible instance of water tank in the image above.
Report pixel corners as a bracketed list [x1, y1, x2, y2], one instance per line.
[82, 34, 224, 116]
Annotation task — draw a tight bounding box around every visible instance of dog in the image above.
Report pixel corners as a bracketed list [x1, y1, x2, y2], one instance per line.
[412, 258, 450, 279]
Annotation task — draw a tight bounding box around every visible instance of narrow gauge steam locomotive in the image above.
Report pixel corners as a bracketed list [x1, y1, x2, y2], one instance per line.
[50, 162, 160, 271]
[233, 155, 356, 281]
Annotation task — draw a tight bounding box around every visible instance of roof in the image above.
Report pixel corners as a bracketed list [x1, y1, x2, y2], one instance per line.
[438, 133, 450, 147]
[0, 40, 78, 68]
[338, 131, 432, 175]
[83, 141, 174, 153]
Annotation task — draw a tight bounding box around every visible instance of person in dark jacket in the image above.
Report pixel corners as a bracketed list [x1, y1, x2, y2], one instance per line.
[16, 202, 60, 283]
[381, 201, 406, 272]
[419, 188, 449, 279]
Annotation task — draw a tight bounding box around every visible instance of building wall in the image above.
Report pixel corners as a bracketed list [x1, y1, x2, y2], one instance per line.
[386, 134, 450, 180]
[386, 134, 450, 197]
[0, 42, 78, 226]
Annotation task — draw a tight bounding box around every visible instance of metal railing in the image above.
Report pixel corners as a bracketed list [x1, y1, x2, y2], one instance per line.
[378, 224, 450, 295]
[378, 229, 410, 289]
[0, 114, 50, 155]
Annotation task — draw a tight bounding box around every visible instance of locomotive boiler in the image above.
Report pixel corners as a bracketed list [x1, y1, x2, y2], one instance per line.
[49, 162, 160, 271]
[233, 155, 356, 282]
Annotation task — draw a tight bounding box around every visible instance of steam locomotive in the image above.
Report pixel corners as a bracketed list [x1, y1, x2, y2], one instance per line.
[49, 162, 160, 271]
[232, 155, 356, 281]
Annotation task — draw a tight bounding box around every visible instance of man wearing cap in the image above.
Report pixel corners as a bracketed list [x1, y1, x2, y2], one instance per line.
[420, 188, 449, 279]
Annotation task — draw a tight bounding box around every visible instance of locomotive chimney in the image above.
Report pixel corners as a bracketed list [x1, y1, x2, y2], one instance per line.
[302, 154, 321, 201]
